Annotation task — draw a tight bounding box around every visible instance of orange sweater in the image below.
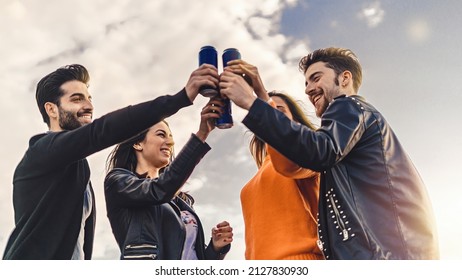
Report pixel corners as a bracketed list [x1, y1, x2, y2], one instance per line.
[240, 144, 323, 260]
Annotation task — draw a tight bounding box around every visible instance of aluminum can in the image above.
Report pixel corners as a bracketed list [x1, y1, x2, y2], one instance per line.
[215, 98, 233, 129]
[198, 46, 219, 97]
[216, 48, 241, 129]
[222, 48, 241, 66]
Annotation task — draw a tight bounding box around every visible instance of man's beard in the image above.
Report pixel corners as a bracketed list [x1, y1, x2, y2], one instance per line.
[58, 107, 83, 131]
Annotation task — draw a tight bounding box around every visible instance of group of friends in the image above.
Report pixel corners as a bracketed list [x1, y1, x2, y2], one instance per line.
[2, 47, 439, 260]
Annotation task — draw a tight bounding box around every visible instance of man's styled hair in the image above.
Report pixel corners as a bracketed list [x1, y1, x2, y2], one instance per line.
[299, 47, 363, 93]
[35, 64, 90, 126]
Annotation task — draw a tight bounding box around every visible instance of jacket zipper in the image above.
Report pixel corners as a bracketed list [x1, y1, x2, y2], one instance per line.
[124, 244, 158, 259]
[123, 254, 157, 259]
[329, 195, 349, 241]
[125, 244, 157, 249]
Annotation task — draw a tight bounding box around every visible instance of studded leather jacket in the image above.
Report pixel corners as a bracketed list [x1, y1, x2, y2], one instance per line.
[242, 95, 439, 259]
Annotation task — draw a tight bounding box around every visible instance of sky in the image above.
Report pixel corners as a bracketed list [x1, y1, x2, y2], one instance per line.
[0, 0, 461, 260]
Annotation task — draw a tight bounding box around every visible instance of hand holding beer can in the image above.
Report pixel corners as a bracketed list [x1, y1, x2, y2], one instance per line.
[198, 46, 219, 97]
[216, 48, 241, 129]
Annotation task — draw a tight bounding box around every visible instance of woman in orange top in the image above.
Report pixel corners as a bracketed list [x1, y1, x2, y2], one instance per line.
[225, 60, 323, 260]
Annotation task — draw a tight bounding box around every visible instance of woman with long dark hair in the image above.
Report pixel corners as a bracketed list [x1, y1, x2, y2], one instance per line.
[104, 98, 233, 260]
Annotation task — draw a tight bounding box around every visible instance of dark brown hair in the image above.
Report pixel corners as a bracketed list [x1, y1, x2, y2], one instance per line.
[299, 47, 362, 93]
[35, 64, 90, 126]
[105, 120, 174, 174]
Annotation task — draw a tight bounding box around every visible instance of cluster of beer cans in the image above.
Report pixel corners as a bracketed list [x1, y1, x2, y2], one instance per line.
[198, 46, 241, 129]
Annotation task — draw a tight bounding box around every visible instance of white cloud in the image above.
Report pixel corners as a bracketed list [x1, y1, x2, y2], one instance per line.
[247, 16, 274, 39]
[284, 40, 310, 64]
[5, 0, 27, 20]
[358, 1, 385, 28]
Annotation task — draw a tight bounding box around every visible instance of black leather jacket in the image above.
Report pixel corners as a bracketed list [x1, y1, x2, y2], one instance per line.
[243, 95, 439, 259]
[104, 134, 229, 260]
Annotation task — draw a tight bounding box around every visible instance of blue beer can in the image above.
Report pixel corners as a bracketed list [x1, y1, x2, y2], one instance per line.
[198, 46, 219, 97]
[215, 98, 233, 129]
[216, 48, 241, 129]
[222, 48, 241, 66]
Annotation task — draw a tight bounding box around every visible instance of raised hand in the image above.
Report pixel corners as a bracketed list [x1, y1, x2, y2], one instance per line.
[195, 97, 224, 142]
[225, 59, 269, 101]
[185, 64, 219, 102]
[219, 69, 256, 110]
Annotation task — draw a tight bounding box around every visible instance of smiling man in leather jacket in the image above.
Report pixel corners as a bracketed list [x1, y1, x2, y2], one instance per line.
[220, 47, 439, 259]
